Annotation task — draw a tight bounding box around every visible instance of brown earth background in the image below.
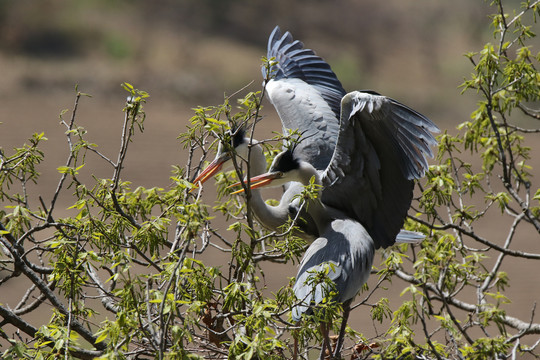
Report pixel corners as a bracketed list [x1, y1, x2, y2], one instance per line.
[1, 0, 539, 354]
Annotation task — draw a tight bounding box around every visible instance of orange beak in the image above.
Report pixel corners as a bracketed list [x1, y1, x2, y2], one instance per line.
[228, 172, 281, 195]
[191, 154, 229, 190]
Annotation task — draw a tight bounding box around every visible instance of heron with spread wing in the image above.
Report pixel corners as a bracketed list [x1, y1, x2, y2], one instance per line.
[229, 27, 439, 360]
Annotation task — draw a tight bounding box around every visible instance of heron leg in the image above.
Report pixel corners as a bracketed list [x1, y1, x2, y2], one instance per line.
[333, 299, 352, 359]
[293, 329, 299, 360]
[319, 321, 333, 360]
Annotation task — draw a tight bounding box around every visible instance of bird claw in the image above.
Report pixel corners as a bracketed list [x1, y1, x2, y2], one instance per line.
[350, 342, 380, 359]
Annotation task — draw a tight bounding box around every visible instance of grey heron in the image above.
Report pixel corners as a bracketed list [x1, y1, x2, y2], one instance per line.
[233, 90, 439, 358]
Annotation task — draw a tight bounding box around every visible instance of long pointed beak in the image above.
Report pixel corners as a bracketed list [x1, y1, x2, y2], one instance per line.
[192, 155, 228, 188]
[228, 172, 281, 195]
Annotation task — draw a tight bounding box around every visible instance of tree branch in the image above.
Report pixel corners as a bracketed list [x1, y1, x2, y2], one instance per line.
[395, 269, 540, 335]
[0, 304, 103, 359]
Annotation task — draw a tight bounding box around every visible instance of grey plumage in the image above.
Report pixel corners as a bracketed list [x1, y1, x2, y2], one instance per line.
[321, 91, 439, 249]
[265, 27, 439, 250]
[241, 28, 440, 354]
[193, 26, 349, 239]
[265, 26, 345, 171]
[292, 218, 374, 321]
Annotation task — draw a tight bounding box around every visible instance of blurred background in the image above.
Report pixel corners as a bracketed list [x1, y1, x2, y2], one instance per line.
[0, 0, 491, 188]
[2, 0, 539, 348]
[0, 0, 497, 227]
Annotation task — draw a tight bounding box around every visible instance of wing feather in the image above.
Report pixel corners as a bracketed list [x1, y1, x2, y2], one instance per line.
[321, 91, 439, 248]
[264, 26, 347, 171]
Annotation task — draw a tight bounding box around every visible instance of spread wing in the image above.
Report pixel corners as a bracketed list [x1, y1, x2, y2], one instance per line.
[321, 91, 439, 249]
[264, 26, 346, 171]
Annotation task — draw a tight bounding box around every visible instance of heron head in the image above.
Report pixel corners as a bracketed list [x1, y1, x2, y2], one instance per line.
[192, 128, 249, 186]
[229, 149, 301, 194]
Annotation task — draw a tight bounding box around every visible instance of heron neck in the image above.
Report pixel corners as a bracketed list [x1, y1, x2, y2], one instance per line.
[244, 139, 267, 177]
[245, 143, 290, 231]
[298, 161, 323, 187]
